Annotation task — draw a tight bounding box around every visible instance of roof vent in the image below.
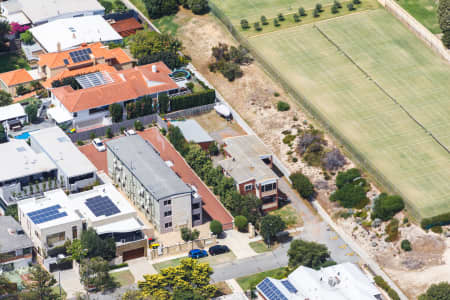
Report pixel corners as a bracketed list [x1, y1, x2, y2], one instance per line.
[7, 228, 16, 235]
[152, 65, 157, 73]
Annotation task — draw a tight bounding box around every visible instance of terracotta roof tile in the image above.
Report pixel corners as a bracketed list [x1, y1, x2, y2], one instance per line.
[42, 64, 116, 89]
[111, 18, 143, 37]
[52, 62, 178, 112]
[38, 42, 132, 69]
[0, 69, 34, 87]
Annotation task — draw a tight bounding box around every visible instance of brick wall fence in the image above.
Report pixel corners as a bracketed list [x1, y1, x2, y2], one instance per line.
[381, 0, 450, 63]
[68, 103, 216, 142]
[149, 236, 217, 259]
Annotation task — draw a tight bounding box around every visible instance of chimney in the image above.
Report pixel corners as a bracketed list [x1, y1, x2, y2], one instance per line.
[152, 65, 157, 73]
[56, 41, 61, 52]
[90, 53, 96, 65]
[72, 32, 76, 39]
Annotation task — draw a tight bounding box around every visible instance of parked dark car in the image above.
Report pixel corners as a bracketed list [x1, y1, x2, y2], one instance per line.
[208, 245, 230, 256]
[188, 249, 208, 259]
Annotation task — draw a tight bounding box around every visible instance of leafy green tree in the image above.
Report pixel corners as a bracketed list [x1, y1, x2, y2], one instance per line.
[114, 0, 128, 12]
[401, 239, 412, 251]
[189, 0, 209, 14]
[419, 282, 450, 300]
[79, 257, 117, 292]
[353, 0, 361, 4]
[0, 124, 7, 144]
[331, 4, 338, 13]
[99, 0, 113, 13]
[299, 7, 306, 16]
[0, 20, 11, 46]
[129, 31, 182, 60]
[210, 220, 223, 236]
[288, 239, 331, 270]
[260, 215, 286, 244]
[109, 103, 123, 123]
[25, 102, 39, 123]
[261, 16, 268, 25]
[138, 258, 216, 299]
[277, 101, 290, 111]
[138, 51, 183, 70]
[181, 228, 200, 243]
[67, 239, 87, 262]
[315, 3, 323, 11]
[208, 142, 219, 156]
[106, 127, 113, 138]
[0, 90, 12, 107]
[274, 19, 280, 26]
[347, 3, 355, 10]
[80, 228, 116, 261]
[22, 265, 58, 300]
[158, 93, 169, 114]
[438, 0, 450, 29]
[122, 289, 150, 299]
[134, 120, 144, 131]
[293, 13, 301, 22]
[5, 204, 18, 221]
[290, 172, 314, 198]
[0, 275, 17, 296]
[278, 13, 285, 21]
[371, 193, 404, 221]
[144, 0, 178, 19]
[20, 30, 34, 45]
[234, 215, 248, 232]
[253, 22, 262, 31]
[240, 19, 250, 29]
[330, 184, 368, 208]
[168, 125, 189, 156]
[443, 27, 450, 48]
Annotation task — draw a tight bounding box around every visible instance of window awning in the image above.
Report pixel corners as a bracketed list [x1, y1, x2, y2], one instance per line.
[95, 217, 145, 235]
[47, 107, 73, 124]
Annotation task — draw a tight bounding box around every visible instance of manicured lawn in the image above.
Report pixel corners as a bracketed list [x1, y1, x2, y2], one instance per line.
[238, 0, 379, 37]
[249, 240, 273, 253]
[110, 270, 135, 287]
[153, 256, 187, 272]
[397, 0, 440, 33]
[249, 9, 450, 220]
[270, 204, 303, 228]
[236, 267, 287, 291]
[210, 0, 335, 23]
[0, 52, 30, 73]
[153, 252, 236, 272]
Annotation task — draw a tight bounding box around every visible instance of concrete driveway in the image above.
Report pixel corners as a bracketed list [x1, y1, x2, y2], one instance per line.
[220, 230, 257, 259]
[58, 268, 84, 299]
[127, 257, 157, 282]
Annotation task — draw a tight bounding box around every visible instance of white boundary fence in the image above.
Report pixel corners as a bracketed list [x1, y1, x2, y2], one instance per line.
[381, 0, 450, 63]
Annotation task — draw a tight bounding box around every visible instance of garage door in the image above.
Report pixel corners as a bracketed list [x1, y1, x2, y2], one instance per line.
[123, 248, 145, 261]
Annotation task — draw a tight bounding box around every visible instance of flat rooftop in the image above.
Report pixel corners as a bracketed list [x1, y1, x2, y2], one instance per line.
[106, 135, 192, 201]
[0, 139, 57, 183]
[220, 135, 276, 184]
[0, 216, 34, 253]
[18, 184, 144, 233]
[171, 120, 214, 144]
[30, 126, 97, 178]
[0, 103, 26, 122]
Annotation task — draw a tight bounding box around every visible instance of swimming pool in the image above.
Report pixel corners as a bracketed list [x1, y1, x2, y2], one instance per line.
[170, 69, 191, 80]
[15, 132, 30, 140]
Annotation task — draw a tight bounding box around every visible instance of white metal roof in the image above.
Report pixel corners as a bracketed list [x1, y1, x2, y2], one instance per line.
[29, 15, 122, 53]
[0, 139, 57, 183]
[29, 126, 97, 178]
[257, 263, 381, 300]
[171, 120, 214, 144]
[0, 103, 26, 122]
[6, 11, 30, 25]
[14, 0, 104, 24]
[46, 107, 73, 124]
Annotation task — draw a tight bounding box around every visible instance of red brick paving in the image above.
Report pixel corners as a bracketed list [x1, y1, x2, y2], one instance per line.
[78, 128, 234, 229]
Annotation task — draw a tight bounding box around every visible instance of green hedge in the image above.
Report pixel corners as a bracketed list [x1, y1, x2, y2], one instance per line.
[421, 212, 450, 229]
[170, 89, 215, 112]
[374, 276, 400, 300]
[108, 263, 128, 271]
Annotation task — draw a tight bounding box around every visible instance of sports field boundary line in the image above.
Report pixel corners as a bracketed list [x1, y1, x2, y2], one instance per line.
[313, 24, 450, 155]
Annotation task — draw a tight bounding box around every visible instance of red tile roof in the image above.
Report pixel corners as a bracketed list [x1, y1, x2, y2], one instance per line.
[52, 62, 178, 112]
[140, 128, 234, 229]
[0, 69, 34, 87]
[38, 42, 132, 69]
[42, 64, 116, 89]
[111, 18, 143, 37]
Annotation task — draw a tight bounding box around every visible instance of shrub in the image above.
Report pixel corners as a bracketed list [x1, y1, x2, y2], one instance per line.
[420, 212, 450, 229]
[210, 220, 223, 236]
[313, 8, 320, 17]
[374, 276, 400, 300]
[90, 132, 96, 140]
[401, 239, 412, 251]
[277, 101, 290, 111]
[330, 184, 368, 208]
[186, 82, 194, 90]
[431, 225, 443, 234]
[347, 3, 355, 10]
[108, 263, 128, 271]
[254, 22, 262, 31]
[299, 7, 307, 16]
[261, 16, 268, 25]
[292, 157, 298, 162]
[353, 0, 361, 4]
[322, 148, 345, 170]
[293, 14, 301, 22]
[134, 120, 144, 131]
[385, 218, 399, 242]
[315, 3, 323, 11]
[20, 30, 34, 45]
[77, 140, 84, 146]
[334, 0, 342, 8]
[274, 19, 280, 27]
[282, 134, 296, 145]
[331, 5, 338, 13]
[335, 168, 365, 189]
[109, 103, 123, 123]
[274, 92, 280, 97]
[278, 13, 285, 21]
[234, 215, 248, 232]
[106, 128, 113, 139]
[170, 89, 216, 111]
[290, 172, 315, 199]
[371, 194, 404, 221]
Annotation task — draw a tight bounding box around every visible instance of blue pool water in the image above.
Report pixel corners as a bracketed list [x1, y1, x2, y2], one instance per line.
[15, 132, 30, 140]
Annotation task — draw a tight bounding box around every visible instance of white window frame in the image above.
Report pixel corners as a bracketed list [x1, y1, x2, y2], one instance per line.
[244, 183, 253, 192]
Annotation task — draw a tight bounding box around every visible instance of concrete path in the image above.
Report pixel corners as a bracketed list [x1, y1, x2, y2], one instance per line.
[127, 257, 157, 282]
[58, 269, 84, 299]
[221, 230, 258, 259]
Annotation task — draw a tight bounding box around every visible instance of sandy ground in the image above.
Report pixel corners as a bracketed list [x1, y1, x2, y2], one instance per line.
[173, 10, 450, 298]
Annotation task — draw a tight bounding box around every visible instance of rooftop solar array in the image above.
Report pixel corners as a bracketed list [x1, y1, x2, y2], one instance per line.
[281, 280, 297, 293]
[69, 48, 92, 63]
[257, 278, 288, 300]
[27, 204, 68, 225]
[85, 196, 120, 217]
[75, 71, 113, 89]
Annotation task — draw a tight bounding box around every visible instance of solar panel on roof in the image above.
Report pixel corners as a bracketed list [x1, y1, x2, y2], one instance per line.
[75, 71, 113, 89]
[257, 278, 288, 300]
[69, 49, 91, 63]
[85, 196, 120, 217]
[27, 205, 66, 225]
[281, 280, 297, 293]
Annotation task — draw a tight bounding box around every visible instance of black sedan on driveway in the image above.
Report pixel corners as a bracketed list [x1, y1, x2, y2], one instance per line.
[208, 245, 230, 256]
